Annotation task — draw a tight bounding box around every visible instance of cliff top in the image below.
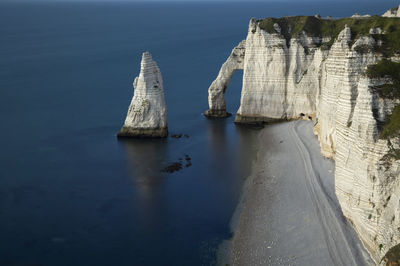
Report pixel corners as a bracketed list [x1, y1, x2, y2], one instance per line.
[256, 16, 400, 56]
[383, 243, 400, 265]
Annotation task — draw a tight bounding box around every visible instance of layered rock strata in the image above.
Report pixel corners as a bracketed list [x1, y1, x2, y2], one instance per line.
[207, 16, 400, 263]
[236, 19, 325, 124]
[118, 52, 168, 138]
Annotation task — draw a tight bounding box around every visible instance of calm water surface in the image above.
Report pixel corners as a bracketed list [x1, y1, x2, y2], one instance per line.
[0, 1, 397, 265]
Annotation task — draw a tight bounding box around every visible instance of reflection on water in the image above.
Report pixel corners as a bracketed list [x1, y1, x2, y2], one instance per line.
[204, 118, 263, 215]
[206, 118, 263, 181]
[206, 119, 229, 164]
[119, 138, 168, 192]
[234, 124, 264, 176]
[118, 138, 169, 232]
[0, 1, 386, 264]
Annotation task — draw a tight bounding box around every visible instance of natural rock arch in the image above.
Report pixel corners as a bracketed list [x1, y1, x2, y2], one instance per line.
[204, 40, 246, 118]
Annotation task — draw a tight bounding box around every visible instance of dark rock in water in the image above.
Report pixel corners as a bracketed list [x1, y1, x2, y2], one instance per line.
[184, 155, 192, 167]
[234, 113, 278, 126]
[117, 127, 168, 138]
[163, 155, 191, 173]
[204, 109, 232, 118]
[162, 162, 182, 173]
[170, 133, 190, 139]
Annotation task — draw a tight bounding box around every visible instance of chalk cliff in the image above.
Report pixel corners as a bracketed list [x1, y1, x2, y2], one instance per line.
[118, 52, 168, 138]
[207, 16, 400, 263]
[383, 5, 400, 17]
[205, 40, 246, 118]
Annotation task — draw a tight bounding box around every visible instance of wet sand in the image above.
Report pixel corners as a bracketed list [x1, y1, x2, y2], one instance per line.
[224, 120, 373, 266]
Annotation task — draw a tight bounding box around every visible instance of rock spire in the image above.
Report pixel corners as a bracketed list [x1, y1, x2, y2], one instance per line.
[118, 52, 168, 138]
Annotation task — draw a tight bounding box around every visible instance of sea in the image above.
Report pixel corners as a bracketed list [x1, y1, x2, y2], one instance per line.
[0, 1, 397, 265]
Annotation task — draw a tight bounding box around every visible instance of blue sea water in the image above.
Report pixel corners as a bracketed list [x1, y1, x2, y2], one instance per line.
[0, 1, 397, 265]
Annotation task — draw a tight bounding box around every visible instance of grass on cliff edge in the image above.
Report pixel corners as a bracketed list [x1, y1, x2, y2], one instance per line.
[366, 60, 400, 139]
[257, 16, 400, 56]
[383, 243, 400, 265]
[367, 59, 400, 99]
[380, 105, 400, 139]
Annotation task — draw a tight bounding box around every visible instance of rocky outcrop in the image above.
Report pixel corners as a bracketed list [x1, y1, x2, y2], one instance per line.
[118, 52, 168, 138]
[383, 5, 400, 17]
[207, 16, 400, 263]
[351, 13, 371, 18]
[204, 40, 246, 118]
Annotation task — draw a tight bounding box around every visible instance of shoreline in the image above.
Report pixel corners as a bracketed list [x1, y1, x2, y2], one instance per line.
[216, 128, 265, 265]
[218, 120, 373, 266]
[216, 121, 266, 265]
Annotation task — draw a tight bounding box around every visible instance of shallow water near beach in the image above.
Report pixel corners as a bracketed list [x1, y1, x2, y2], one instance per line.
[0, 1, 397, 265]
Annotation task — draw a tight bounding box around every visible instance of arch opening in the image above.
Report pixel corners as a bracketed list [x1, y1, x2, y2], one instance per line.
[204, 40, 246, 118]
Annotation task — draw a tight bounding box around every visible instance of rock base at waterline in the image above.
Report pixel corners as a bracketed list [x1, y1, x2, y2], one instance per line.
[204, 109, 232, 118]
[234, 114, 285, 125]
[117, 126, 168, 138]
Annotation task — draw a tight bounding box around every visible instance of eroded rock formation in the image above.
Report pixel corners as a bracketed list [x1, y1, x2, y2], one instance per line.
[207, 16, 400, 263]
[118, 52, 168, 138]
[235, 18, 324, 124]
[204, 40, 245, 118]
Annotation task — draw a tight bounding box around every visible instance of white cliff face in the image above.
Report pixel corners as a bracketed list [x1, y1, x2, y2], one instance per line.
[236, 19, 326, 123]
[383, 5, 400, 17]
[118, 52, 168, 138]
[205, 40, 246, 117]
[333, 76, 399, 263]
[352, 14, 371, 18]
[314, 28, 400, 262]
[207, 18, 400, 263]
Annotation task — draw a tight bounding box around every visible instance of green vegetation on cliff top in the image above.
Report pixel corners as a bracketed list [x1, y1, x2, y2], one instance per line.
[383, 243, 400, 265]
[366, 60, 400, 139]
[257, 16, 400, 56]
[380, 105, 400, 139]
[367, 59, 400, 99]
[257, 16, 400, 141]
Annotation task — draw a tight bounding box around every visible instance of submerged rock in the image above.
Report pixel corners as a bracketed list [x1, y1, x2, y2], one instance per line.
[162, 162, 182, 173]
[118, 52, 168, 138]
[162, 155, 192, 173]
